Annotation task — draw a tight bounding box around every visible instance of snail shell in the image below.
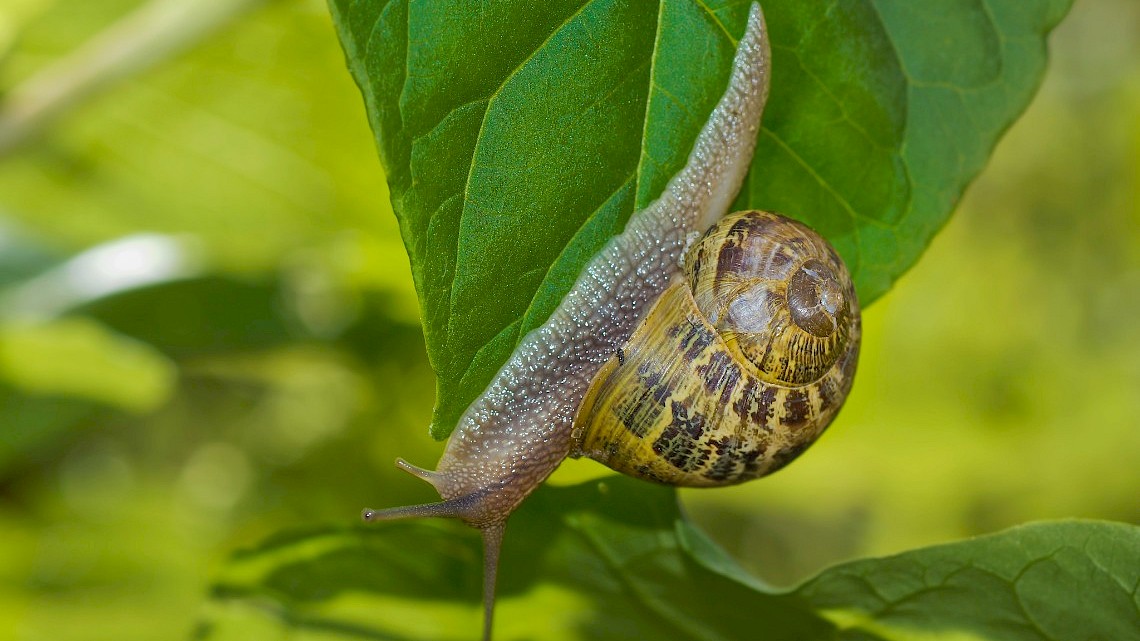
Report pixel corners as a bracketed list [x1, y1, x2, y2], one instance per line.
[573, 210, 860, 486]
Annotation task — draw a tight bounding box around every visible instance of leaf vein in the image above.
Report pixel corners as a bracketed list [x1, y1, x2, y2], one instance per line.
[691, 0, 738, 46]
[631, 0, 667, 207]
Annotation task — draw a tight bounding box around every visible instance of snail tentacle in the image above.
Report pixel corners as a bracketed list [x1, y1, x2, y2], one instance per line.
[394, 457, 441, 487]
[361, 488, 488, 523]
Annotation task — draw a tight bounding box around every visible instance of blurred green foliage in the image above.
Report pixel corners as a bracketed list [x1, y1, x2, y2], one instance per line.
[0, 0, 1136, 640]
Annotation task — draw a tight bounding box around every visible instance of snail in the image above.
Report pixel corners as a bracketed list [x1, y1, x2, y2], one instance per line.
[362, 4, 860, 640]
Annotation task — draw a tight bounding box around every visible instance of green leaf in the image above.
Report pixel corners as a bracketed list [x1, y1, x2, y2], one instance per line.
[200, 477, 829, 640]
[200, 477, 1139, 640]
[74, 276, 303, 358]
[329, 0, 1072, 438]
[796, 520, 1140, 641]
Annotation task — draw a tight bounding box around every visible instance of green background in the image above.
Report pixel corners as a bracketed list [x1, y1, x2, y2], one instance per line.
[0, 0, 1137, 639]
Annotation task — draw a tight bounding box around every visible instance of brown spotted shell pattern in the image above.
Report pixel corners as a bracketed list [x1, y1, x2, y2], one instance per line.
[573, 210, 860, 486]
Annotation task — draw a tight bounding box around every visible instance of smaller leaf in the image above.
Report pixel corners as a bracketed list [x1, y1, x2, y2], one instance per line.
[202, 477, 829, 640]
[796, 520, 1140, 641]
[202, 477, 1140, 641]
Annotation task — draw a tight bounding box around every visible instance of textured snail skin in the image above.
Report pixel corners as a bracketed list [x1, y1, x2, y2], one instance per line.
[574, 210, 861, 487]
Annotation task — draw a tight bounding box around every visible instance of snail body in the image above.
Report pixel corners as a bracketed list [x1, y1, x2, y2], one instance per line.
[362, 5, 859, 640]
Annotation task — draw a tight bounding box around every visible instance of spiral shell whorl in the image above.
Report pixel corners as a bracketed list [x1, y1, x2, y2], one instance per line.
[687, 211, 855, 386]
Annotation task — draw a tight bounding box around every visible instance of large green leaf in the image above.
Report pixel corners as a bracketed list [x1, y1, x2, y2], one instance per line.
[328, 0, 1071, 438]
[200, 477, 1139, 640]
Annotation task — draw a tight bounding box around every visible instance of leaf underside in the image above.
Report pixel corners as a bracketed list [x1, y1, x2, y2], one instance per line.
[328, 0, 1070, 438]
[201, 478, 1140, 640]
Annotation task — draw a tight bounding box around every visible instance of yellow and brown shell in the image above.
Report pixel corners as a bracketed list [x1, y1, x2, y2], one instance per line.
[571, 210, 861, 486]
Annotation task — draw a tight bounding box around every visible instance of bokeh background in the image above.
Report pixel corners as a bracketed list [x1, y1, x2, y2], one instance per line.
[0, 0, 1136, 639]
